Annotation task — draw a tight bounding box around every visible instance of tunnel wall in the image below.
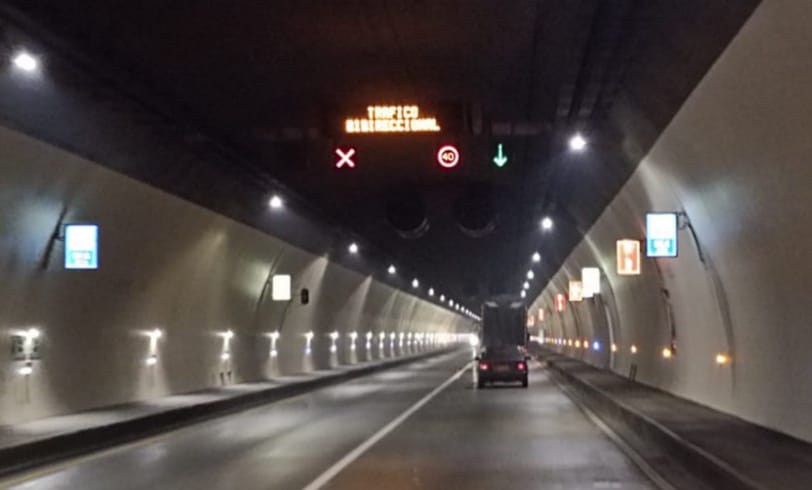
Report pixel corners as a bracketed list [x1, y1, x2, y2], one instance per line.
[0, 123, 468, 425]
[532, 1, 812, 442]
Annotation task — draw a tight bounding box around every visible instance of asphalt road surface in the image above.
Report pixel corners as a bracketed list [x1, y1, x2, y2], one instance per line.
[0, 350, 658, 490]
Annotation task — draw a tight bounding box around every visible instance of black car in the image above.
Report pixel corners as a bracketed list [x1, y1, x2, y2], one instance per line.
[475, 345, 529, 388]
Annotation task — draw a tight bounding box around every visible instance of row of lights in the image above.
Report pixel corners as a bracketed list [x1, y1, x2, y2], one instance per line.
[519, 133, 586, 300]
[349, 242, 480, 320]
[520, 251, 543, 299]
[14, 327, 465, 375]
[543, 337, 731, 365]
[271, 194, 479, 319]
[139, 329, 461, 367]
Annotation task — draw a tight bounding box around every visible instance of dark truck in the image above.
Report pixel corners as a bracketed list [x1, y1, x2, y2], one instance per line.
[475, 297, 531, 388]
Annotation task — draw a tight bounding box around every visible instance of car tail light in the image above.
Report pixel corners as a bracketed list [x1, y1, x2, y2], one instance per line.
[478, 362, 489, 371]
[517, 362, 526, 371]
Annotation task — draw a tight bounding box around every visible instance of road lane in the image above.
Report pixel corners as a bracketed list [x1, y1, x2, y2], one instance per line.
[2, 353, 661, 490]
[0, 351, 470, 490]
[322, 360, 659, 490]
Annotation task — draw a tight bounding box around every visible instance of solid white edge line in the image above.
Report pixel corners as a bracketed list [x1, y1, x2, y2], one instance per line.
[301, 363, 470, 490]
[549, 373, 676, 490]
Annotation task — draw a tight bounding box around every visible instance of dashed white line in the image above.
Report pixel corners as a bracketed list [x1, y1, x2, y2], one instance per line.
[301, 364, 470, 490]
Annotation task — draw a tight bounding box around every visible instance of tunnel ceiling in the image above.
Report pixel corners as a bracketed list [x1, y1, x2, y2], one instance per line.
[0, 1, 758, 307]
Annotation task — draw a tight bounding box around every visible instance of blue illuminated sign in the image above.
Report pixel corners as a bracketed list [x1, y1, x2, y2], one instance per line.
[65, 224, 99, 269]
[646, 213, 678, 258]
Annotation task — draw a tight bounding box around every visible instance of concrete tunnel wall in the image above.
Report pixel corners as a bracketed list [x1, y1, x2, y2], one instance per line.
[0, 123, 470, 426]
[531, 1, 812, 443]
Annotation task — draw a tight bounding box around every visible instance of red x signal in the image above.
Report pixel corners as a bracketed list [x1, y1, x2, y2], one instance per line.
[335, 147, 357, 169]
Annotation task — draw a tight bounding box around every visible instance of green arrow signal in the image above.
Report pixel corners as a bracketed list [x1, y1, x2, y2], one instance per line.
[493, 143, 508, 168]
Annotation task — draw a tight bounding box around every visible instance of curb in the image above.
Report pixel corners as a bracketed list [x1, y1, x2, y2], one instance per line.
[543, 355, 763, 490]
[0, 348, 456, 478]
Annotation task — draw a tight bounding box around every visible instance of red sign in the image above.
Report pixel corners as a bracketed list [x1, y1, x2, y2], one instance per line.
[555, 293, 566, 313]
[335, 147, 357, 168]
[436, 145, 460, 168]
[617, 239, 641, 275]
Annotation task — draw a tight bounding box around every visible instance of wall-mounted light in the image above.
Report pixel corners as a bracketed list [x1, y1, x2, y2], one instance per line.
[412, 278, 419, 288]
[526, 270, 535, 280]
[532, 252, 541, 263]
[440, 294, 446, 302]
[146, 328, 162, 366]
[349, 331, 358, 351]
[541, 216, 554, 231]
[662, 347, 673, 359]
[304, 331, 314, 355]
[428, 288, 435, 297]
[520, 290, 527, 298]
[348, 243, 359, 254]
[630, 345, 638, 354]
[388, 264, 396, 275]
[269, 331, 280, 357]
[611, 344, 617, 353]
[715, 353, 731, 366]
[592, 341, 601, 351]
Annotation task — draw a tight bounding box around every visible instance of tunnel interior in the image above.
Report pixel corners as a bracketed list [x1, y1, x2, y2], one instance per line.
[7, 1, 812, 484]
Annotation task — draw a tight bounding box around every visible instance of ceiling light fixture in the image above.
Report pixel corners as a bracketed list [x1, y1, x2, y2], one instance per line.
[569, 133, 587, 152]
[12, 50, 38, 73]
[268, 195, 283, 209]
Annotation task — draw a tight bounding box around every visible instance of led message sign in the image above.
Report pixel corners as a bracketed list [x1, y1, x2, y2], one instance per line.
[65, 224, 98, 270]
[617, 239, 641, 275]
[345, 105, 441, 134]
[646, 212, 678, 257]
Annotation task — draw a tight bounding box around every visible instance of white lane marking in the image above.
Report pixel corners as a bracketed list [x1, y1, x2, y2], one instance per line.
[549, 374, 675, 490]
[302, 363, 470, 490]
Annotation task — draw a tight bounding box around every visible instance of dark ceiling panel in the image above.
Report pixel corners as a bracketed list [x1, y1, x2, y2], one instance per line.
[0, 0, 759, 307]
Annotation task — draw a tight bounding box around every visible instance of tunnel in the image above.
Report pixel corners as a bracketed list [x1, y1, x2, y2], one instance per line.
[1, 1, 811, 489]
